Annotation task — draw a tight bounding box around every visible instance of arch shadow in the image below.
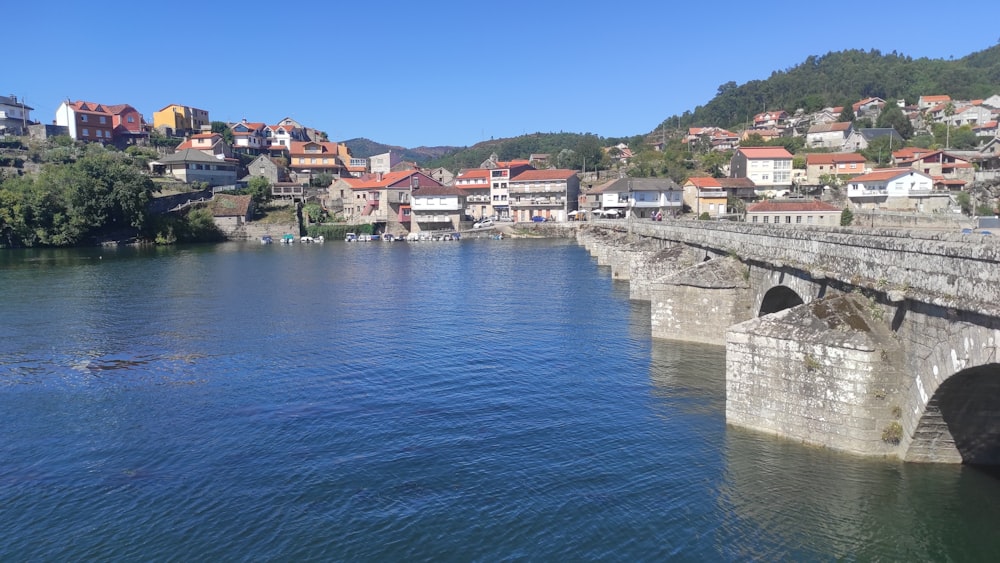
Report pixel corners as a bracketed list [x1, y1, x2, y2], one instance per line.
[758, 286, 805, 317]
[933, 363, 1000, 465]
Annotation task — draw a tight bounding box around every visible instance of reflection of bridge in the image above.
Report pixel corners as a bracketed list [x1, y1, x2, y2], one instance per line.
[578, 220, 1000, 464]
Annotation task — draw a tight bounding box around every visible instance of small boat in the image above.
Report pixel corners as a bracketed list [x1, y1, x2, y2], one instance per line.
[383, 234, 395, 242]
[315, 236, 324, 243]
[261, 235, 273, 244]
[281, 234, 295, 244]
[301, 236, 315, 243]
[345, 232, 357, 242]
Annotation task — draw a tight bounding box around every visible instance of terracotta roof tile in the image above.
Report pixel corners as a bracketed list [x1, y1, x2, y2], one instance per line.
[747, 199, 841, 213]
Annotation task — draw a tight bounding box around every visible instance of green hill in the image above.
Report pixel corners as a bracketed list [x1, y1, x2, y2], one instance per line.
[661, 44, 1000, 131]
[343, 138, 456, 163]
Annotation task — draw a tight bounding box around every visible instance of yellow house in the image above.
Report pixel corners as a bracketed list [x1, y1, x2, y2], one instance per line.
[152, 104, 210, 134]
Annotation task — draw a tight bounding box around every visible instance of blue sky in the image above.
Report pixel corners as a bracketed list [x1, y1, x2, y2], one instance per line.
[7, 1, 999, 148]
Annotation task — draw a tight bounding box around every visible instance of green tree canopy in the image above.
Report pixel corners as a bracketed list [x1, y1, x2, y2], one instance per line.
[876, 105, 914, 139]
[211, 121, 234, 145]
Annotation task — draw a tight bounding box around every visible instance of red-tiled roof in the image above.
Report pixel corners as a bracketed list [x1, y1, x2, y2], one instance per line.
[511, 169, 577, 181]
[806, 153, 866, 165]
[747, 199, 841, 213]
[455, 169, 490, 179]
[349, 170, 435, 190]
[921, 95, 951, 103]
[738, 147, 793, 159]
[685, 177, 721, 188]
[849, 168, 916, 182]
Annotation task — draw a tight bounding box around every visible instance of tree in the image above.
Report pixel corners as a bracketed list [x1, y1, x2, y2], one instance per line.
[838, 102, 856, 123]
[860, 136, 897, 166]
[875, 105, 914, 139]
[840, 208, 854, 226]
[244, 176, 272, 208]
[574, 135, 605, 171]
[956, 191, 972, 215]
[211, 121, 234, 145]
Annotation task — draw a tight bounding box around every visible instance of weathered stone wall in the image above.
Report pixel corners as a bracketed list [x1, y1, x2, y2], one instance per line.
[228, 222, 299, 241]
[726, 295, 908, 457]
[650, 257, 753, 345]
[579, 222, 1000, 462]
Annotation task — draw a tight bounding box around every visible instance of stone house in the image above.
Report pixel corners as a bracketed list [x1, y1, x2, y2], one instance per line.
[208, 194, 253, 230]
[806, 122, 853, 149]
[242, 154, 288, 184]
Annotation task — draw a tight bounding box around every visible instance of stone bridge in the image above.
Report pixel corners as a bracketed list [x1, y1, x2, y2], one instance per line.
[577, 220, 1000, 464]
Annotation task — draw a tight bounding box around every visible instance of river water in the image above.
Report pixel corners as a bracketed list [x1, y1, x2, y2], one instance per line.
[1, 238, 999, 561]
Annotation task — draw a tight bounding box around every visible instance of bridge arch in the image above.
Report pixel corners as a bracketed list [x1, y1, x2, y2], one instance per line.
[758, 286, 805, 316]
[909, 363, 1000, 465]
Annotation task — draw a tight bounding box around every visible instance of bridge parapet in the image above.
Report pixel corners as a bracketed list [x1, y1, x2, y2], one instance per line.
[588, 221, 1000, 316]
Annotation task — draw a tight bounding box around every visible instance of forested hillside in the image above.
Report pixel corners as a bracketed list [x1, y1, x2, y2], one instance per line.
[344, 138, 455, 163]
[663, 45, 1000, 131]
[424, 132, 641, 171]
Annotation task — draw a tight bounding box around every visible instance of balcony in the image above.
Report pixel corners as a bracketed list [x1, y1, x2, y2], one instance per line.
[850, 189, 887, 197]
[466, 195, 490, 202]
[512, 197, 566, 207]
[697, 190, 727, 198]
[510, 185, 561, 195]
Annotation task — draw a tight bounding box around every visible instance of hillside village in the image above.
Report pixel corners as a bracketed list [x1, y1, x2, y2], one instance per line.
[2, 89, 1000, 241]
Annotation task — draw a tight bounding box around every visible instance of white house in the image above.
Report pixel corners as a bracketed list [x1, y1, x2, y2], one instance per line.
[0, 95, 33, 134]
[944, 105, 997, 127]
[588, 177, 683, 218]
[846, 168, 947, 211]
[730, 147, 794, 193]
[746, 199, 842, 226]
[409, 183, 466, 232]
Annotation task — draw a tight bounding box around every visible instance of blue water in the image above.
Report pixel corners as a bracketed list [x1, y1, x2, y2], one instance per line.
[2, 239, 1000, 561]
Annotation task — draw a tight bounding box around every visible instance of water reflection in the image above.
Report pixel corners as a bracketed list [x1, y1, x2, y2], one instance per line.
[719, 424, 1000, 560]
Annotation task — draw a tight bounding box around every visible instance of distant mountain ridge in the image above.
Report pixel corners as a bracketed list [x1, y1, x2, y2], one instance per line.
[343, 138, 457, 163]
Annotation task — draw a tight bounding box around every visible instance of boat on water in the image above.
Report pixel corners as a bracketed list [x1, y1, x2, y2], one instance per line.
[281, 234, 295, 244]
[261, 235, 273, 244]
[345, 232, 357, 242]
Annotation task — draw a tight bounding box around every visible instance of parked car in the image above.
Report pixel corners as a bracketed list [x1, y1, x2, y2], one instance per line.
[531, 216, 546, 222]
[473, 218, 494, 229]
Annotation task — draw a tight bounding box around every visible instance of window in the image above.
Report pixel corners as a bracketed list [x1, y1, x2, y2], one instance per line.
[763, 216, 769, 223]
[796, 216, 802, 224]
[80, 114, 88, 122]
[99, 116, 107, 124]
[752, 216, 759, 223]
[82, 128, 89, 136]
[785, 216, 791, 224]
[807, 216, 813, 224]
